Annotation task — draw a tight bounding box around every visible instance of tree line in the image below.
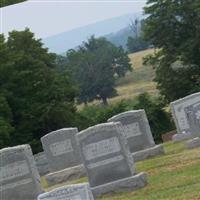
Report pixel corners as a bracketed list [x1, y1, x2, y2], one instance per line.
[0, 29, 131, 151]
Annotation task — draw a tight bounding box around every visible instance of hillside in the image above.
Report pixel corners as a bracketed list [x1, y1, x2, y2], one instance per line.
[109, 48, 157, 104]
[42, 141, 200, 199]
[42, 13, 142, 54]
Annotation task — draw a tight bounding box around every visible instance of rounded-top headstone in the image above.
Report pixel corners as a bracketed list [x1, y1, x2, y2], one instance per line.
[77, 122, 135, 187]
[0, 144, 43, 200]
[108, 109, 155, 153]
[41, 128, 81, 172]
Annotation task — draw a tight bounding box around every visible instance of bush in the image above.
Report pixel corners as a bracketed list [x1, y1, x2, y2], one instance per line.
[76, 93, 175, 143]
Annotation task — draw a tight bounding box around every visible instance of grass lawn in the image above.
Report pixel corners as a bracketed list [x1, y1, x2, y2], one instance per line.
[42, 141, 200, 200]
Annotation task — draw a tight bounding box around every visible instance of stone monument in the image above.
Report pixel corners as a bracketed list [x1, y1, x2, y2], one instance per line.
[76, 122, 147, 197]
[37, 183, 94, 200]
[41, 128, 86, 186]
[170, 92, 200, 142]
[108, 110, 164, 161]
[0, 144, 43, 200]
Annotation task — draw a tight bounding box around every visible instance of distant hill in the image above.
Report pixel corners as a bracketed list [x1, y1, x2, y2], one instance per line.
[42, 12, 142, 54]
[105, 26, 134, 50]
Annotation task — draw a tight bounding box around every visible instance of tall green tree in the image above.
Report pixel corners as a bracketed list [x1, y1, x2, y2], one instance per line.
[0, 29, 77, 152]
[66, 36, 132, 105]
[143, 0, 200, 103]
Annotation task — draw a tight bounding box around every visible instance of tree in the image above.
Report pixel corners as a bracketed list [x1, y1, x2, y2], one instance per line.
[0, 29, 77, 152]
[143, 0, 200, 103]
[0, 0, 27, 8]
[66, 36, 132, 105]
[127, 19, 150, 53]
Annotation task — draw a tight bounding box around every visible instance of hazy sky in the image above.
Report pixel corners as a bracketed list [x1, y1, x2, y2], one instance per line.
[1, 0, 147, 39]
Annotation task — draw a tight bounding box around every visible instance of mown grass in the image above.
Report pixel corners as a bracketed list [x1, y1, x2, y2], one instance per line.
[42, 141, 200, 199]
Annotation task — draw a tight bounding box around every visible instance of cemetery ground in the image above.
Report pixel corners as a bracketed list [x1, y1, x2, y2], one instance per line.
[41, 141, 200, 200]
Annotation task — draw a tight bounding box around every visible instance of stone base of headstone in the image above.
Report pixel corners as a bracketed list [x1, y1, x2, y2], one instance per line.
[45, 165, 86, 186]
[185, 137, 200, 149]
[172, 132, 193, 142]
[132, 144, 165, 162]
[91, 172, 147, 197]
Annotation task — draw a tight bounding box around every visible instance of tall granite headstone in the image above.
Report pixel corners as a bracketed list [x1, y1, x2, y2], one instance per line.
[37, 183, 94, 200]
[41, 128, 81, 172]
[76, 122, 147, 197]
[170, 92, 200, 139]
[0, 144, 43, 200]
[108, 110, 155, 153]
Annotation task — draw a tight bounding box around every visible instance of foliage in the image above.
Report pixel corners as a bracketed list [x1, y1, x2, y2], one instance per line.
[130, 93, 174, 143]
[65, 36, 132, 105]
[77, 93, 174, 143]
[127, 19, 151, 53]
[143, 0, 200, 103]
[0, 29, 77, 152]
[127, 36, 150, 53]
[0, 0, 26, 7]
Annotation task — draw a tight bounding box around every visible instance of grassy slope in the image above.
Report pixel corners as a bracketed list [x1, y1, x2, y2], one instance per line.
[42, 142, 200, 200]
[107, 48, 157, 104]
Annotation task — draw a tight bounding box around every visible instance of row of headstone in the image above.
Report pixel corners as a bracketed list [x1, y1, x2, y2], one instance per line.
[170, 92, 200, 142]
[0, 144, 94, 200]
[1, 92, 200, 199]
[40, 109, 164, 186]
[0, 108, 163, 199]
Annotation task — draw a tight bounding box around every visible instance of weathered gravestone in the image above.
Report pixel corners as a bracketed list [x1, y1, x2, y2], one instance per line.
[108, 110, 164, 161]
[37, 183, 94, 200]
[0, 144, 43, 200]
[34, 152, 50, 176]
[41, 128, 85, 186]
[170, 92, 200, 142]
[41, 128, 82, 172]
[185, 137, 200, 149]
[77, 122, 147, 197]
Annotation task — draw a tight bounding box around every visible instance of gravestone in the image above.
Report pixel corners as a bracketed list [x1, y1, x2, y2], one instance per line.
[41, 128, 81, 172]
[170, 92, 200, 141]
[0, 144, 43, 200]
[185, 137, 200, 149]
[76, 122, 147, 197]
[37, 183, 94, 200]
[108, 110, 164, 161]
[34, 152, 50, 176]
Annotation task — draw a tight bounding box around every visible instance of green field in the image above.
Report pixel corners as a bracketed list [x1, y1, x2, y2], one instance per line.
[42, 141, 200, 200]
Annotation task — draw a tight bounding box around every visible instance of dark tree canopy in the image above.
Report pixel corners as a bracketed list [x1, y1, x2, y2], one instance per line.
[66, 36, 132, 105]
[0, 29, 77, 152]
[143, 0, 200, 103]
[0, 0, 26, 7]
